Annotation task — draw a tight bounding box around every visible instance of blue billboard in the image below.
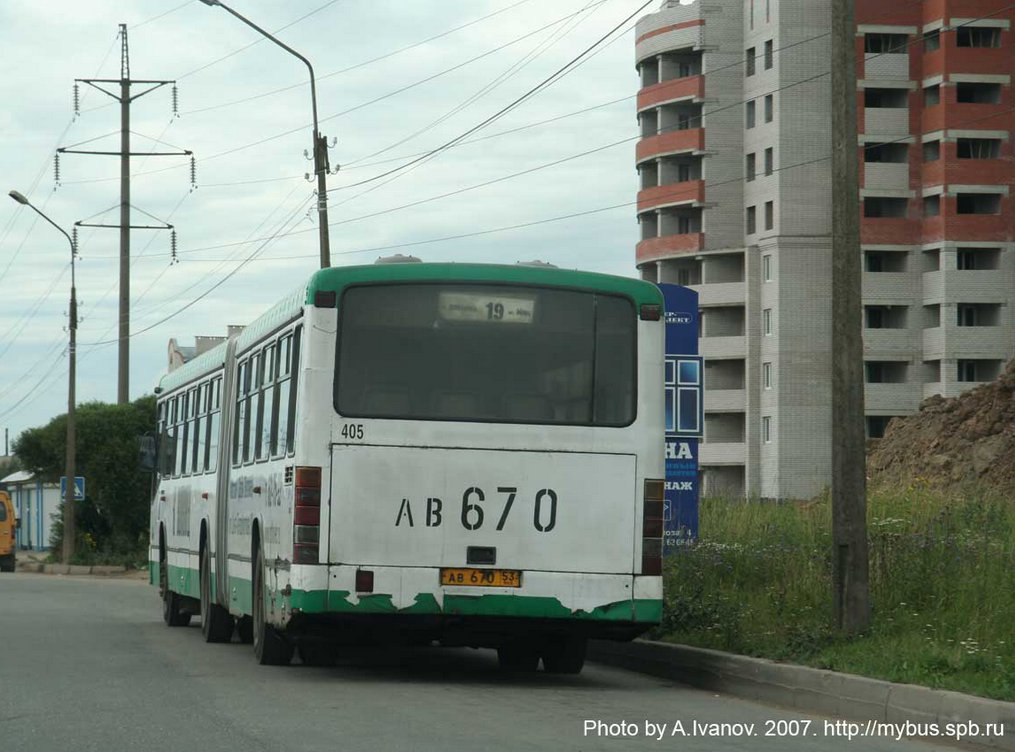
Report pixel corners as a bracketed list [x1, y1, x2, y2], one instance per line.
[659, 284, 701, 551]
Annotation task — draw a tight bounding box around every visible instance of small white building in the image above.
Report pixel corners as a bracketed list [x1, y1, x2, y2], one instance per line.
[1, 470, 61, 550]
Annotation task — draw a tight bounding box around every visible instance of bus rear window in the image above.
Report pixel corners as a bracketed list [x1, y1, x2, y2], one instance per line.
[335, 284, 636, 426]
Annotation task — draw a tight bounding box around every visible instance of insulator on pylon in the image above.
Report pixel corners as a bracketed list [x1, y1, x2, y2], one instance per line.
[172, 84, 179, 117]
[54, 153, 61, 188]
[189, 156, 197, 190]
[73, 83, 80, 118]
[72, 227, 79, 254]
[170, 229, 179, 264]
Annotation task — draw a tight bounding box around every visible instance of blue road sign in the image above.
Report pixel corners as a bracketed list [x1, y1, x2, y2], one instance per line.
[59, 476, 86, 502]
[659, 284, 701, 551]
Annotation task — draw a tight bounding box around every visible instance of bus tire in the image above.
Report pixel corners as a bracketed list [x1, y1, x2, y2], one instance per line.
[541, 637, 587, 675]
[200, 543, 234, 643]
[252, 546, 293, 666]
[161, 561, 191, 627]
[236, 616, 253, 644]
[497, 643, 539, 672]
[0, 554, 15, 572]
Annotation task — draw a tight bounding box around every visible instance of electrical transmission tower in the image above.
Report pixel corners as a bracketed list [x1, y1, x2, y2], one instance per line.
[57, 23, 194, 404]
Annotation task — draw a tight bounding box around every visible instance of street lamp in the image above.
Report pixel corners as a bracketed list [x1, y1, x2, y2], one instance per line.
[198, 0, 333, 269]
[8, 190, 78, 562]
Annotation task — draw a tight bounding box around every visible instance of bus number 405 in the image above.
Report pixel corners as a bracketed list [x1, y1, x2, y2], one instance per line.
[394, 486, 557, 532]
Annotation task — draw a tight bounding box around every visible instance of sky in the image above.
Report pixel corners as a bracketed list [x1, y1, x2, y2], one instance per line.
[0, 0, 670, 444]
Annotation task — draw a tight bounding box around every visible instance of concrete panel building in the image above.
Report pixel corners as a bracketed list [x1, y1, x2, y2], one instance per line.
[635, 0, 1015, 498]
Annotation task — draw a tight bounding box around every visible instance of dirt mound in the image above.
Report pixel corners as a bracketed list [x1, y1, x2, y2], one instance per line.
[868, 358, 1015, 494]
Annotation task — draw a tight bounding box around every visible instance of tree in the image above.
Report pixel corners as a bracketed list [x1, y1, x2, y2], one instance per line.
[13, 395, 155, 558]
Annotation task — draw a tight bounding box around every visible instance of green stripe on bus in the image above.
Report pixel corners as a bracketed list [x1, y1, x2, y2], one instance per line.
[166, 564, 200, 600]
[306, 263, 664, 308]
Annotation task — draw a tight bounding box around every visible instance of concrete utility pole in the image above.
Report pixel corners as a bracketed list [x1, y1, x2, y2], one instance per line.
[59, 24, 192, 404]
[8, 191, 78, 562]
[830, 0, 871, 635]
[198, 0, 334, 269]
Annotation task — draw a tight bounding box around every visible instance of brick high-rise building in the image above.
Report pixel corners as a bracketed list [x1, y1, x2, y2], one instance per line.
[634, 0, 1015, 498]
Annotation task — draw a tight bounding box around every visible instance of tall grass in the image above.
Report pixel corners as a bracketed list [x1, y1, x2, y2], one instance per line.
[657, 485, 1015, 701]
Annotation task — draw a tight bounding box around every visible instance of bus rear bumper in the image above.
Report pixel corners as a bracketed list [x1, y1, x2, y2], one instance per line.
[284, 564, 661, 641]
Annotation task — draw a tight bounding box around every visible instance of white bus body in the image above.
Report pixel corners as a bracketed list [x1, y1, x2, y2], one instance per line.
[150, 263, 665, 672]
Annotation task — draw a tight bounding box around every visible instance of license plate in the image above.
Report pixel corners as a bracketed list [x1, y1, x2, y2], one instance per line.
[440, 568, 521, 588]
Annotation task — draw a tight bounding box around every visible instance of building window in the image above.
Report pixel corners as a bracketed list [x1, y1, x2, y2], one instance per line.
[764, 94, 773, 122]
[746, 153, 756, 181]
[957, 138, 1001, 159]
[746, 99, 756, 128]
[866, 416, 896, 439]
[957, 248, 1000, 270]
[762, 416, 772, 443]
[766, 0, 770, 23]
[749, 0, 754, 29]
[923, 195, 941, 217]
[865, 307, 884, 329]
[746, 205, 757, 234]
[764, 201, 774, 230]
[762, 254, 772, 281]
[923, 29, 940, 52]
[923, 85, 940, 106]
[763, 308, 772, 335]
[957, 304, 979, 327]
[864, 197, 908, 218]
[746, 47, 756, 76]
[764, 147, 774, 176]
[864, 33, 908, 53]
[678, 163, 692, 182]
[956, 193, 1001, 215]
[923, 140, 940, 161]
[957, 27, 1001, 48]
[956, 82, 1001, 104]
[865, 142, 908, 163]
[957, 360, 979, 382]
[866, 88, 908, 108]
[763, 362, 772, 389]
[764, 40, 773, 69]
[677, 215, 692, 234]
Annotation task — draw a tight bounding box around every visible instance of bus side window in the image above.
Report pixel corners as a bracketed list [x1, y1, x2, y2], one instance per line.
[192, 383, 205, 474]
[207, 375, 221, 474]
[178, 390, 191, 476]
[286, 326, 302, 456]
[253, 350, 266, 461]
[257, 344, 275, 461]
[272, 334, 291, 458]
[233, 361, 247, 467]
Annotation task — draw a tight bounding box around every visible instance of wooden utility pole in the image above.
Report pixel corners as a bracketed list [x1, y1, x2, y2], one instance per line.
[830, 0, 871, 635]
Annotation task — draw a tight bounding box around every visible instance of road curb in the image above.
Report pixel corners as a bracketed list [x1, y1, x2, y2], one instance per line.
[14, 560, 129, 576]
[589, 640, 1014, 751]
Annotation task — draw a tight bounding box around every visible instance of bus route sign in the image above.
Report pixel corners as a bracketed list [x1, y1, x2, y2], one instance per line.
[659, 284, 701, 551]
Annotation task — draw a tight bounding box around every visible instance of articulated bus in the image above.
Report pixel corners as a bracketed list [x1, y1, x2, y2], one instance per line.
[150, 260, 665, 673]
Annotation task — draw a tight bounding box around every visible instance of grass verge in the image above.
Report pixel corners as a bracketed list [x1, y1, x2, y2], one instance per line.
[655, 485, 1015, 701]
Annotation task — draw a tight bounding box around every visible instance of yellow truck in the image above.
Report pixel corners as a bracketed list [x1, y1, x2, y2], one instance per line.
[0, 491, 16, 572]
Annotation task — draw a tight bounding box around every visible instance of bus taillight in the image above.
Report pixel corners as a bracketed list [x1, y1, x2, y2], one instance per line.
[293, 466, 322, 564]
[642, 479, 664, 575]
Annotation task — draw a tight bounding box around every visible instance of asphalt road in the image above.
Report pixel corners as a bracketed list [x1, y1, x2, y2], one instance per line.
[0, 573, 956, 752]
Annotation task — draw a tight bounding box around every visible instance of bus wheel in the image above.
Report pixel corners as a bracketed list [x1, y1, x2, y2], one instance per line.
[236, 616, 253, 644]
[298, 640, 339, 668]
[161, 559, 191, 627]
[252, 547, 293, 666]
[497, 643, 539, 672]
[541, 637, 587, 675]
[200, 544, 234, 643]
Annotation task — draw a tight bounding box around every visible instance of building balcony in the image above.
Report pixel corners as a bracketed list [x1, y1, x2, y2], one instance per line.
[923, 213, 1012, 244]
[863, 327, 918, 355]
[921, 47, 1010, 79]
[704, 389, 746, 412]
[922, 270, 944, 301]
[637, 128, 705, 163]
[923, 324, 1010, 359]
[863, 53, 910, 81]
[861, 217, 919, 245]
[863, 108, 911, 136]
[865, 382, 922, 413]
[923, 103, 1012, 135]
[862, 272, 917, 301]
[636, 233, 704, 263]
[923, 270, 1009, 304]
[690, 281, 746, 307]
[863, 162, 910, 191]
[637, 180, 705, 212]
[638, 76, 705, 111]
[923, 327, 945, 359]
[699, 442, 746, 465]
[700, 336, 746, 359]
